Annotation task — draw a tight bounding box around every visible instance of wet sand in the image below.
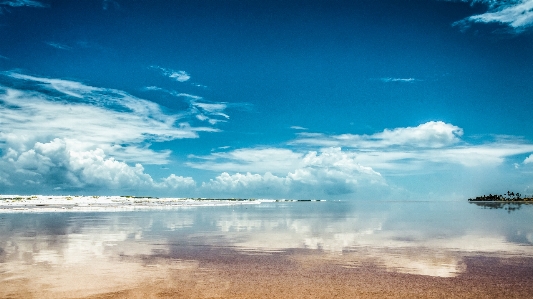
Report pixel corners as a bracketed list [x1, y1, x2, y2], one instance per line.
[2, 247, 533, 299]
[2, 199, 533, 298]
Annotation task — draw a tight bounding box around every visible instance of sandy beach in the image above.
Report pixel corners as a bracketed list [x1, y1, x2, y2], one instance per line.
[2, 247, 533, 299]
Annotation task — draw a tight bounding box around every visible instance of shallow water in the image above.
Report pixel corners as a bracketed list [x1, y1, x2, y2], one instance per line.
[1, 200, 533, 298]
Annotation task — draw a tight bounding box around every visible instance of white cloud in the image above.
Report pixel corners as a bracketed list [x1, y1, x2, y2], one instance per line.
[192, 83, 208, 88]
[291, 122, 533, 172]
[143, 86, 162, 91]
[454, 0, 533, 32]
[342, 142, 533, 172]
[287, 148, 384, 196]
[0, 72, 220, 165]
[141, 87, 233, 126]
[196, 147, 385, 198]
[190, 100, 230, 125]
[2, 71, 532, 202]
[0, 138, 196, 193]
[290, 126, 308, 130]
[380, 77, 418, 83]
[0, 0, 45, 8]
[169, 71, 191, 82]
[293, 121, 463, 149]
[0, 72, 235, 193]
[202, 172, 291, 197]
[193, 102, 227, 114]
[151, 66, 191, 82]
[176, 93, 202, 100]
[46, 42, 71, 50]
[525, 154, 533, 164]
[187, 148, 304, 175]
[190, 122, 533, 198]
[160, 174, 196, 190]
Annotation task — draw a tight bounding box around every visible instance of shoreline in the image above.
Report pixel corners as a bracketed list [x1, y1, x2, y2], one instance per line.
[0, 195, 325, 213]
[0, 195, 262, 213]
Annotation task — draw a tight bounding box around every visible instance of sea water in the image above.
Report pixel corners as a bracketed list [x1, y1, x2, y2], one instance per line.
[0, 200, 532, 295]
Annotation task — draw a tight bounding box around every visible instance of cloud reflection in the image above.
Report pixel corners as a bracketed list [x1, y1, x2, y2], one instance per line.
[0, 201, 532, 297]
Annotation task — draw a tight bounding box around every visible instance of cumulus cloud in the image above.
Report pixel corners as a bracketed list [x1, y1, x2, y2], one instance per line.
[290, 122, 533, 172]
[2, 73, 531, 199]
[202, 172, 291, 198]
[169, 71, 191, 82]
[0, 138, 196, 193]
[454, 0, 533, 32]
[0, 72, 221, 164]
[525, 154, 533, 164]
[151, 66, 191, 82]
[192, 121, 533, 198]
[195, 147, 385, 198]
[0, 72, 230, 193]
[293, 121, 463, 149]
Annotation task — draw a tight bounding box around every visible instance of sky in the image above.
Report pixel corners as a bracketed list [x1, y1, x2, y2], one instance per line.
[1, 0, 533, 200]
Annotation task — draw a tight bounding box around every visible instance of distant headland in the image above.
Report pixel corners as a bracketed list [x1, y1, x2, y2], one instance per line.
[468, 191, 533, 202]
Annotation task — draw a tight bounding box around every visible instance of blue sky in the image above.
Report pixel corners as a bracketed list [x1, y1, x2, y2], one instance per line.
[1, 0, 533, 199]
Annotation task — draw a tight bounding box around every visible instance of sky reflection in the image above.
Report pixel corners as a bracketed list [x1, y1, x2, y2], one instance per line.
[1, 201, 532, 294]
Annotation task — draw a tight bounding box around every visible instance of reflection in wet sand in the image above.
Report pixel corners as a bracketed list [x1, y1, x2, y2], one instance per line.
[1, 201, 533, 298]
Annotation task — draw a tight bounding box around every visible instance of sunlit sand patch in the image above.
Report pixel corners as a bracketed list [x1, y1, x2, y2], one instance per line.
[212, 227, 533, 278]
[286, 247, 465, 278]
[0, 231, 192, 298]
[354, 248, 466, 277]
[0, 254, 202, 298]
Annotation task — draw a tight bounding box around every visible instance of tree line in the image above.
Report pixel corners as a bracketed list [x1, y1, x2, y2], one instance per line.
[468, 191, 533, 202]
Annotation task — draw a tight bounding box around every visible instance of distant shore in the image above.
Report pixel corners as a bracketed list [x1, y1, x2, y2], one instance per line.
[468, 191, 533, 202]
[0, 195, 261, 212]
[0, 195, 324, 212]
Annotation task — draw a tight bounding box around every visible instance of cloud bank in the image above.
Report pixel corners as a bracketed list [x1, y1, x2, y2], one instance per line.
[1, 138, 196, 193]
[1, 73, 532, 199]
[199, 147, 385, 199]
[292, 121, 463, 149]
[454, 0, 533, 32]
[0, 72, 219, 164]
[188, 121, 533, 199]
[0, 72, 219, 194]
